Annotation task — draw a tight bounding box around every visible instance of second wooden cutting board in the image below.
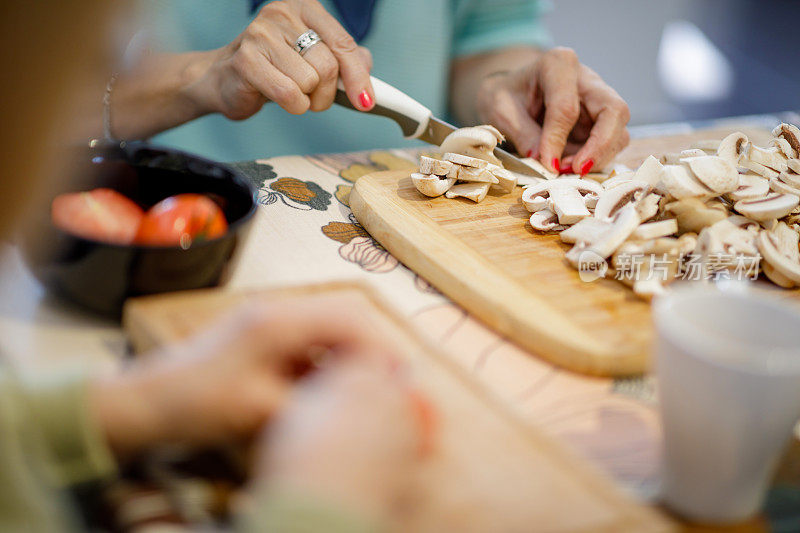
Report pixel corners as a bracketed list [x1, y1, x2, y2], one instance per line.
[349, 127, 777, 377]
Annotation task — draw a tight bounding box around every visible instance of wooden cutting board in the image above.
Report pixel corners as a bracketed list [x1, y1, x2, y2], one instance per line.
[123, 282, 674, 532]
[349, 127, 777, 377]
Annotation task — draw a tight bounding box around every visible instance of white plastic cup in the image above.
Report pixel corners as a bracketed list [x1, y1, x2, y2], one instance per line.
[653, 287, 800, 524]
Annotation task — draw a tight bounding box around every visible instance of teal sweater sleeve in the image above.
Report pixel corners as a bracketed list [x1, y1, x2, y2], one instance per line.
[0, 367, 117, 532]
[452, 0, 552, 57]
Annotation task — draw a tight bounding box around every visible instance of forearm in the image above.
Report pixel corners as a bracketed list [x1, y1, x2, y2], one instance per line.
[108, 51, 219, 140]
[449, 46, 542, 126]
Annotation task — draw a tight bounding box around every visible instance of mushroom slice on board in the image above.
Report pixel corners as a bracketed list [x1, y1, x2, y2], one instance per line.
[560, 217, 611, 244]
[529, 209, 566, 232]
[680, 148, 708, 159]
[602, 172, 636, 190]
[789, 159, 800, 175]
[660, 164, 713, 199]
[779, 171, 800, 189]
[723, 173, 770, 202]
[443, 152, 488, 169]
[682, 155, 739, 193]
[772, 123, 800, 159]
[757, 222, 800, 287]
[565, 205, 641, 267]
[456, 166, 500, 184]
[697, 218, 759, 257]
[411, 173, 456, 197]
[664, 198, 728, 234]
[419, 156, 454, 176]
[524, 195, 549, 213]
[444, 181, 491, 203]
[594, 180, 650, 221]
[439, 127, 501, 165]
[770, 176, 800, 197]
[735, 193, 799, 221]
[717, 132, 749, 166]
[521, 178, 602, 224]
[740, 158, 781, 180]
[485, 164, 518, 192]
[747, 145, 788, 173]
[631, 219, 678, 240]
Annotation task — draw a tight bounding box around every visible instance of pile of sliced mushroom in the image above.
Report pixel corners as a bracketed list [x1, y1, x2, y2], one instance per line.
[520, 123, 800, 298]
[412, 125, 521, 202]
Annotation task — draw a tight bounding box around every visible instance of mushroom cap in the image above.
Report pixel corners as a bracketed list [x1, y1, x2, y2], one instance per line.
[475, 124, 505, 143]
[717, 132, 749, 166]
[411, 173, 456, 197]
[439, 127, 500, 164]
[523, 195, 549, 213]
[734, 193, 800, 221]
[682, 155, 739, 193]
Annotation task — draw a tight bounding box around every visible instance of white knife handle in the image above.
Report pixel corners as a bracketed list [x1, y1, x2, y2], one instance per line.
[335, 76, 431, 139]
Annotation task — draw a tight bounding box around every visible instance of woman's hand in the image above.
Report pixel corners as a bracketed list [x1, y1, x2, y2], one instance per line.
[192, 0, 374, 120]
[250, 358, 420, 521]
[89, 295, 394, 459]
[476, 47, 630, 175]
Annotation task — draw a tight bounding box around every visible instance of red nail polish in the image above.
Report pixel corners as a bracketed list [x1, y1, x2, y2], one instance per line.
[551, 158, 561, 173]
[359, 90, 373, 110]
[526, 149, 533, 158]
[580, 159, 594, 176]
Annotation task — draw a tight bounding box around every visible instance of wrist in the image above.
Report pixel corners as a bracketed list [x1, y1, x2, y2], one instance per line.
[180, 49, 223, 118]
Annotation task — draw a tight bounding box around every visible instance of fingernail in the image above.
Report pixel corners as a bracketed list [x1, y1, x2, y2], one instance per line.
[526, 149, 533, 158]
[580, 159, 594, 176]
[551, 158, 561, 173]
[358, 90, 374, 110]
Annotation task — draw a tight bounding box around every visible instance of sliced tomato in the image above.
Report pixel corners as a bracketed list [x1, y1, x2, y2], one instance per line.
[135, 193, 228, 247]
[51, 188, 144, 244]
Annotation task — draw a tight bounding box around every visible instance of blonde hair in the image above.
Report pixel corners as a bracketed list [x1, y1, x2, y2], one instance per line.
[0, 2, 116, 235]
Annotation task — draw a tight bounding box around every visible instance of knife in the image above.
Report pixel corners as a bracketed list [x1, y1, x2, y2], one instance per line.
[335, 77, 546, 179]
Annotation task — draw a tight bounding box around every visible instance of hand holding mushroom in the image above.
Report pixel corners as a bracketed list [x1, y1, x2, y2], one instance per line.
[474, 47, 631, 175]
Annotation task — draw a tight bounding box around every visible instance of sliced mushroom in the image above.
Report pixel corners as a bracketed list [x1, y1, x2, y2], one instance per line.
[734, 193, 799, 221]
[602, 172, 636, 190]
[411, 173, 456, 197]
[723, 173, 770, 202]
[772, 123, 800, 159]
[565, 205, 641, 266]
[524, 195, 549, 213]
[771, 137, 797, 160]
[680, 148, 707, 159]
[694, 139, 721, 152]
[660, 164, 712, 199]
[439, 127, 501, 165]
[789, 159, 800, 175]
[476, 124, 505, 144]
[443, 152, 488, 169]
[632, 155, 665, 190]
[594, 180, 650, 221]
[659, 153, 683, 165]
[779, 171, 800, 189]
[485, 164, 518, 192]
[584, 192, 599, 210]
[740, 158, 781, 179]
[529, 209, 566, 232]
[746, 145, 788, 173]
[682, 155, 739, 193]
[697, 218, 759, 257]
[521, 178, 602, 224]
[717, 132, 748, 166]
[456, 166, 500, 184]
[770, 176, 800, 197]
[757, 221, 800, 286]
[559, 217, 611, 244]
[445, 181, 491, 203]
[631, 219, 678, 240]
[418, 156, 453, 176]
[635, 193, 662, 222]
[664, 197, 728, 234]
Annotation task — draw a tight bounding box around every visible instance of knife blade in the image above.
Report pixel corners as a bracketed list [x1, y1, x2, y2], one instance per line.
[335, 77, 547, 179]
